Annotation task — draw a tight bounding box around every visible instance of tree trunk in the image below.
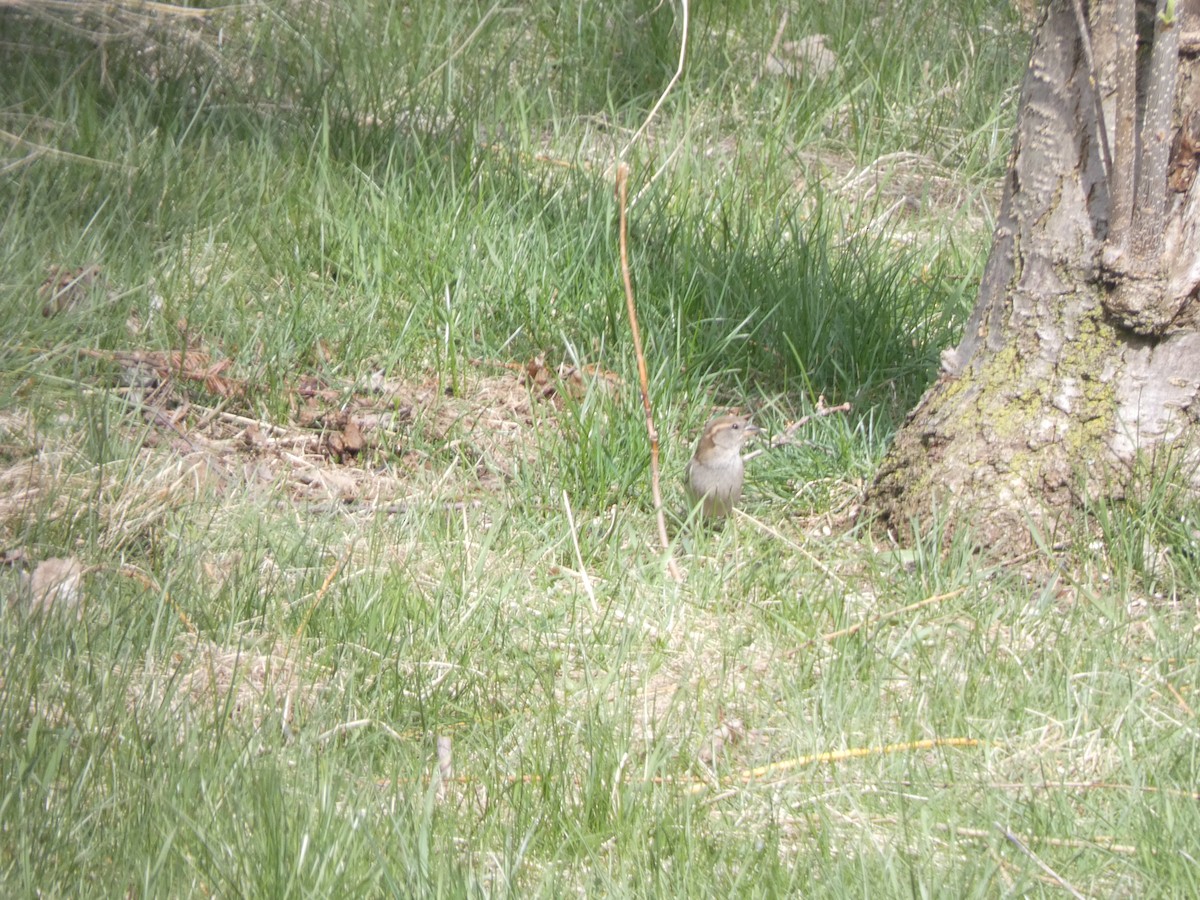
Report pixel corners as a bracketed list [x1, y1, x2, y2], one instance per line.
[869, 0, 1200, 554]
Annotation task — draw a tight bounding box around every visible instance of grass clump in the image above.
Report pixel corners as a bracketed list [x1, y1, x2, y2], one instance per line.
[3, 1, 1199, 896]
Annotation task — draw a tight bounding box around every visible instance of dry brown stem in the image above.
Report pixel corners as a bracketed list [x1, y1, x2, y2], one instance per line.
[616, 163, 682, 582]
[743, 398, 851, 462]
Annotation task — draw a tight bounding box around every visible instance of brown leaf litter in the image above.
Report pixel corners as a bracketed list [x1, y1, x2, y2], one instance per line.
[78, 346, 245, 400]
[0, 351, 623, 546]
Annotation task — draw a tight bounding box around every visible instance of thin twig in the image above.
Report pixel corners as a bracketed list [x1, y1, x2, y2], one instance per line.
[756, 10, 789, 85]
[936, 824, 1136, 857]
[376, 737, 988, 794]
[213, 409, 292, 435]
[743, 399, 851, 461]
[417, 4, 513, 90]
[810, 587, 967, 648]
[737, 511, 847, 591]
[687, 737, 986, 794]
[776, 585, 967, 660]
[294, 541, 356, 641]
[119, 564, 197, 634]
[0, 128, 134, 171]
[317, 718, 407, 744]
[616, 163, 682, 582]
[618, 0, 689, 160]
[629, 139, 685, 208]
[24, 0, 222, 17]
[1163, 679, 1195, 717]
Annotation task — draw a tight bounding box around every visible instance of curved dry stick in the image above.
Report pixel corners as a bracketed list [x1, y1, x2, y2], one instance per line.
[619, 0, 689, 160]
[616, 163, 682, 582]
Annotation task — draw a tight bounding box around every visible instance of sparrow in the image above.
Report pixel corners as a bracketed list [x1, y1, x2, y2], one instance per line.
[684, 414, 761, 518]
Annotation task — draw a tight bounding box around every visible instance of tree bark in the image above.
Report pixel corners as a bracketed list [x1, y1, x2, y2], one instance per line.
[869, 0, 1200, 554]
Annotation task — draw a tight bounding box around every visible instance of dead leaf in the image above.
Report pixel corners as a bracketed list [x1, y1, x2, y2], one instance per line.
[324, 414, 366, 462]
[297, 375, 339, 402]
[523, 355, 623, 402]
[559, 363, 623, 401]
[341, 420, 365, 454]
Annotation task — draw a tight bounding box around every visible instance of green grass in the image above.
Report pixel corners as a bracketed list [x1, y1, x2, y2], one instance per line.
[2, 1, 1199, 896]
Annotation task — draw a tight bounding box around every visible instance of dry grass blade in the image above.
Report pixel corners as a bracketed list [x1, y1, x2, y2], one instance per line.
[1000, 823, 1089, 900]
[0, 128, 135, 171]
[6, 0, 218, 18]
[803, 587, 968, 650]
[562, 490, 599, 613]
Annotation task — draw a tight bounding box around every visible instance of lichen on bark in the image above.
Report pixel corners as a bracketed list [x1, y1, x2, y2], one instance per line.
[869, 0, 1200, 555]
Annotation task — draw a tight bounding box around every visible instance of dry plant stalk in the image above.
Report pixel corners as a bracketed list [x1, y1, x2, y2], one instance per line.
[805, 586, 967, 649]
[293, 541, 356, 641]
[743, 397, 852, 462]
[686, 737, 986, 794]
[616, 163, 682, 582]
[618, 0, 689, 160]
